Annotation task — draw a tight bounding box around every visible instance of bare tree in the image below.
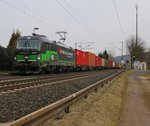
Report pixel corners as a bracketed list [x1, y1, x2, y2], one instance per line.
[126, 35, 145, 60]
[108, 49, 115, 60]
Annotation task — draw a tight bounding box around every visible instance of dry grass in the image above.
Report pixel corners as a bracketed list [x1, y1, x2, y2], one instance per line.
[140, 72, 150, 111]
[44, 71, 131, 126]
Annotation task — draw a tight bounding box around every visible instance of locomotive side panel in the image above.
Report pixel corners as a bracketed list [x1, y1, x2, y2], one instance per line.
[57, 46, 75, 66]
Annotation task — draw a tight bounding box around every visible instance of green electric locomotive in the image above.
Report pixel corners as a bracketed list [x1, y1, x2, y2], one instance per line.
[14, 34, 75, 74]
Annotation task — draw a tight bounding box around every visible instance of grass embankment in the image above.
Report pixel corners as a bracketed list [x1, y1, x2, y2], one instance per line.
[44, 71, 130, 126]
[141, 71, 150, 111]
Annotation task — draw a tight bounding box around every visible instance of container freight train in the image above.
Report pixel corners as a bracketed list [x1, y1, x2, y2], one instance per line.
[13, 34, 120, 74]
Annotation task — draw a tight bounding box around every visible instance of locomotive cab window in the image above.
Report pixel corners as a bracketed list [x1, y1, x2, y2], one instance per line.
[16, 39, 41, 50]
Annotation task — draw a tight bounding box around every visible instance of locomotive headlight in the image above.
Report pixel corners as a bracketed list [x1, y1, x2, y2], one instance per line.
[14, 57, 16, 60]
[24, 56, 28, 59]
[37, 55, 41, 60]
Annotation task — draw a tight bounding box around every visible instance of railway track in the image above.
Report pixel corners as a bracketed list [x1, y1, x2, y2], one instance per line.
[0, 75, 39, 83]
[7, 70, 123, 126]
[0, 71, 101, 83]
[0, 71, 108, 93]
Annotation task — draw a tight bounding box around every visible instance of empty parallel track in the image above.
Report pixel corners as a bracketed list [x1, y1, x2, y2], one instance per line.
[0, 71, 110, 93]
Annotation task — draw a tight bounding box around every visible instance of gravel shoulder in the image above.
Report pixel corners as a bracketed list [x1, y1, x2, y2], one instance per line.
[44, 71, 129, 126]
[120, 70, 150, 126]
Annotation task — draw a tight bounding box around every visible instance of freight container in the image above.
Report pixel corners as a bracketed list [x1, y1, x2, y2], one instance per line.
[75, 49, 88, 67]
[84, 52, 88, 66]
[101, 58, 105, 67]
[95, 56, 101, 67]
[115, 62, 119, 68]
[104, 58, 107, 67]
[119, 63, 121, 68]
[75, 49, 83, 66]
[113, 62, 115, 68]
[99, 57, 102, 67]
[108, 59, 113, 68]
[87, 52, 96, 67]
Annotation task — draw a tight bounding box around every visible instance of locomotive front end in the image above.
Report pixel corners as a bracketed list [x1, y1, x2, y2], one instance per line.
[14, 36, 41, 74]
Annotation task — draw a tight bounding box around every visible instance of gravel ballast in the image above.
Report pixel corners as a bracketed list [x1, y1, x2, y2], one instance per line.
[0, 70, 116, 122]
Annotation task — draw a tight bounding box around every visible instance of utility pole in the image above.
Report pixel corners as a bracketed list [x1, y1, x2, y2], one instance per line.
[120, 41, 123, 60]
[136, 4, 138, 44]
[131, 4, 138, 69]
[75, 42, 77, 49]
[80, 42, 82, 50]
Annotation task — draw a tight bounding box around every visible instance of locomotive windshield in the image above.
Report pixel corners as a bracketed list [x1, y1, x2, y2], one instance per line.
[16, 39, 40, 50]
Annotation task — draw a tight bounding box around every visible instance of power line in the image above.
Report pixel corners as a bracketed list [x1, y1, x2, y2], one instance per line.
[53, 0, 100, 41]
[63, 0, 91, 30]
[62, 0, 106, 42]
[1, 0, 84, 43]
[14, 0, 89, 42]
[0, 0, 58, 31]
[13, 0, 61, 30]
[112, 0, 125, 39]
[109, 42, 121, 50]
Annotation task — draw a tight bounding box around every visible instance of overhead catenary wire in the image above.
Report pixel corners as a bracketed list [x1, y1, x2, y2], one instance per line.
[14, 0, 89, 42]
[62, 0, 106, 42]
[112, 0, 125, 40]
[0, 0, 59, 31]
[1, 0, 84, 43]
[13, 0, 62, 30]
[109, 42, 121, 50]
[53, 0, 101, 42]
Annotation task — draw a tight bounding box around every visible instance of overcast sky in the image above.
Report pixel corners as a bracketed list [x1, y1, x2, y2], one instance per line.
[0, 0, 150, 56]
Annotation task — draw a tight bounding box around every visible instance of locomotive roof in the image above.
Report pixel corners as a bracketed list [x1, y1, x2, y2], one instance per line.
[18, 35, 50, 42]
[18, 35, 74, 50]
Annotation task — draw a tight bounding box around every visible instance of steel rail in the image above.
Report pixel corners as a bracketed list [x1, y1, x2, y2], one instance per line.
[0, 71, 107, 93]
[0, 76, 37, 83]
[8, 70, 123, 126]
[0, 71, 102, 85]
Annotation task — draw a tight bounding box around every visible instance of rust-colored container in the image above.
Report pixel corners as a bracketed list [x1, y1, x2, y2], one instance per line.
[95, 56, 101, 67]
[87, 52, 96, 67]
[99, 57, 102, 67]
[108, 59, 113, 68]
[101, 58, 105, 66]
[115, 62, 119, 68]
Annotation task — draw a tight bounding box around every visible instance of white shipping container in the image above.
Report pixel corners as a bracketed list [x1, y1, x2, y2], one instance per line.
[113, 62, 115, 67]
